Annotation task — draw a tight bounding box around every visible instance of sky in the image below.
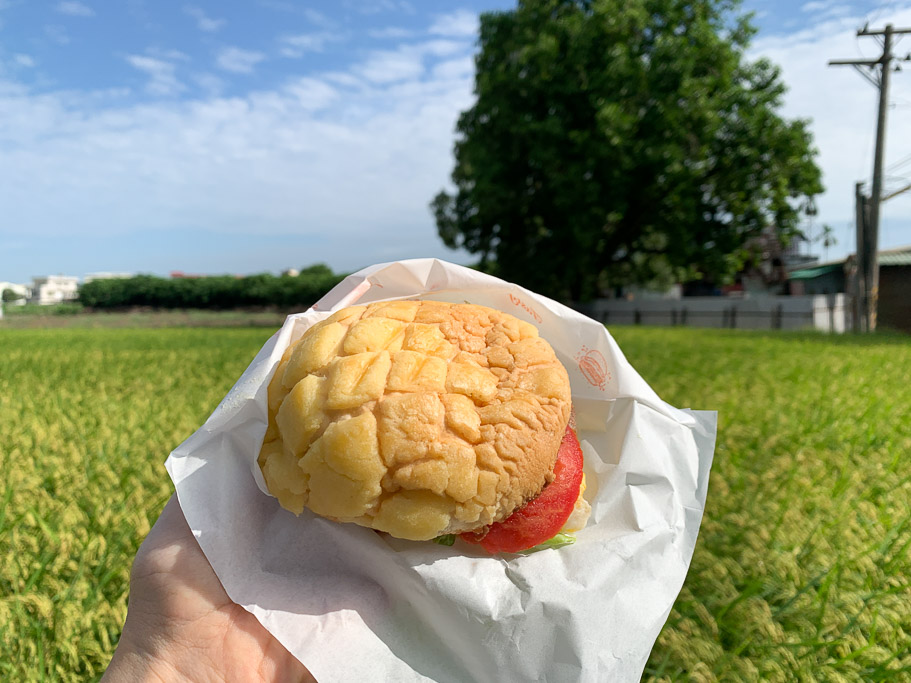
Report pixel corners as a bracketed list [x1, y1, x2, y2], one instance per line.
[1, 0, 910, 284]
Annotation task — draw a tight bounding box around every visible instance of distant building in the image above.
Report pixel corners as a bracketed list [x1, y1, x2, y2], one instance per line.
[576, 245, 910, 334]
[788, 245, 911, 333]
[677, 230, 821, 298]
[779, 234, 819, 270]
[876, 249, 911, 333]
[0, 281, 31, 306]
[786, 259, 845, 295]
[737, 229, 819, 296]
[29, 275, 79, 305]
[84, 272, 132, 283]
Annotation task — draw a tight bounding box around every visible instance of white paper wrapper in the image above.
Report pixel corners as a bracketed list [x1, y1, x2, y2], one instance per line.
[166, 258, 717, 683]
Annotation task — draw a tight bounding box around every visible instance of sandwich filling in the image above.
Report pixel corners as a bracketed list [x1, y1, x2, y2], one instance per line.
[459, 424, 589, 553]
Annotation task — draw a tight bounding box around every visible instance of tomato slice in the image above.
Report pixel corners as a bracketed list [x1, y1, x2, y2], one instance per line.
[461, 424, 584, 553]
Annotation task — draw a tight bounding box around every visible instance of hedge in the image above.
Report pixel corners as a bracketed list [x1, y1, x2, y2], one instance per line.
[79, 265, 345, 310]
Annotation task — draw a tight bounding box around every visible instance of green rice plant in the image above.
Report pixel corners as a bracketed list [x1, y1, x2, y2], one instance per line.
[2, 303, 84, 317]
[1, 325, 909, 681]
[621, 329, 911, 682]
[0, 328, 274, 681]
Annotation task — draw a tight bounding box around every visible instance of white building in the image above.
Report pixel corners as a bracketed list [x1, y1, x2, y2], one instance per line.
[0, 281, 31, 306]
[29, 275, 79, 305]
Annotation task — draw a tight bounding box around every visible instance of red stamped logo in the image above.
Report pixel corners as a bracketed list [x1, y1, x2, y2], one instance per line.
[508, 293, 542, 324]
[575, 346, 609, 390]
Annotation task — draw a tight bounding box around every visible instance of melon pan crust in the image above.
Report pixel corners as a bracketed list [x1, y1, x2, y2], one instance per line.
[257, 300, 572, 541]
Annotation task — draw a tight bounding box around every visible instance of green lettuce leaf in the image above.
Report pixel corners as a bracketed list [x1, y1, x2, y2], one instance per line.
[518, 532, 576, 554]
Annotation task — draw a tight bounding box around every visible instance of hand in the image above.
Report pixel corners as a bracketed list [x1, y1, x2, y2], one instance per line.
[103, 495, 315, 682]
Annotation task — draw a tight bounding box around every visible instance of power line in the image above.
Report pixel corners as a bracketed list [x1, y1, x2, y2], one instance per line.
[829, 23, 911, 332]
[886, 150, 911, 172]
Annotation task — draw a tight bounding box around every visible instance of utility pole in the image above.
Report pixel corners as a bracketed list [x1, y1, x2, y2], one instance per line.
[853, 182, 867, 332]
[830, 23, 911, 332]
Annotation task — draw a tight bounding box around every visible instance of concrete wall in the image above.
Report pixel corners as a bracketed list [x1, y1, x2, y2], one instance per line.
[578, 294, 852, 333]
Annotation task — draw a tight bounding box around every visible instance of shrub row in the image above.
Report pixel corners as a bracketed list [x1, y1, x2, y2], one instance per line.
[79, 265, 345, 310]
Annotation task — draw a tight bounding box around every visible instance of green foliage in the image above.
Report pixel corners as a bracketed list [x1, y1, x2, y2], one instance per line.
[296, 263, 335, 278]
[614, 328, 911, 681]
[78, 265, 344, 310]
[433, 0, 824, 300]
[0, 327, 274, 681]
[2, 326, 909, 680]
[2, 288, 24, 302]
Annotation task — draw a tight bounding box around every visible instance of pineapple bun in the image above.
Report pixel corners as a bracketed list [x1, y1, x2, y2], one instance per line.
[257, 300, 572, 541]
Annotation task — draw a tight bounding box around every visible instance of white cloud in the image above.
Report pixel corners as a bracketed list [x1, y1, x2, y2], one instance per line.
[799, 2, 852, 20]
[56, 1, 94, 17]
[125, 55, 184, 96]
[420, 40, 466, 58]
[323, 71, 363, 88]
[303, 8, 334, 27]
[358, 0, 414, 15]
[431, 56, 473, 81]
[751, 4, 911, 256]
[429, 9, 478, 38]
[801, 0, 833, 11]
[184, 5, 225, 32]
[0, 31, 478, 275]
[257, 0, 334, 25]
[278, 32, 340, 57]
[146, 47, 190, 62]
[216, 47, 265, 74]
[357, 48, 424, 83]
[13, 54, 36, 68]
[45, 25, 71, 45]
[369, 26, 414, 39]
[284, 77, 339, 110]
[357, 40, 466, 83]
[192, 72, 224, 97]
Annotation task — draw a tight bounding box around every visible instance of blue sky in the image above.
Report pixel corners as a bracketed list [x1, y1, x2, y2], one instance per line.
[1, 0, 911, 284]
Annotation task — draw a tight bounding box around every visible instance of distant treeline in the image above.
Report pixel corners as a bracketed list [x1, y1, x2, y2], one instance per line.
[79, 265, 345, 309]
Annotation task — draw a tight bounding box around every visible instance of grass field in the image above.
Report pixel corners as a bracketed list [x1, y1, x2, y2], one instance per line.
[1, 325, 909, 681]
[0, 307, 288, 329]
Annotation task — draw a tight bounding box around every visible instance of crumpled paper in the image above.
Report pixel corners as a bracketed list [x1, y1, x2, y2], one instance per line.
[165, 258, 717, 683]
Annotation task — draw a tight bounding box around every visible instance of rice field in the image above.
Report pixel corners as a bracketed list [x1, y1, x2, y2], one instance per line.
[0, 327, 273, 680]
[1, 324, 909, 681]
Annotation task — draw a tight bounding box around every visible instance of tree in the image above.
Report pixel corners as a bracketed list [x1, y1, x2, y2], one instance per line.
[2, 288, 24, 303]
[432, 0, 823, 301]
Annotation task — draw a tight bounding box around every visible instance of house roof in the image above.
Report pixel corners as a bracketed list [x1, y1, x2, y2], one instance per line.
[879, 251, 911, 266]
[786, 245, 911, 275]
[788, 263, 844, 280]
